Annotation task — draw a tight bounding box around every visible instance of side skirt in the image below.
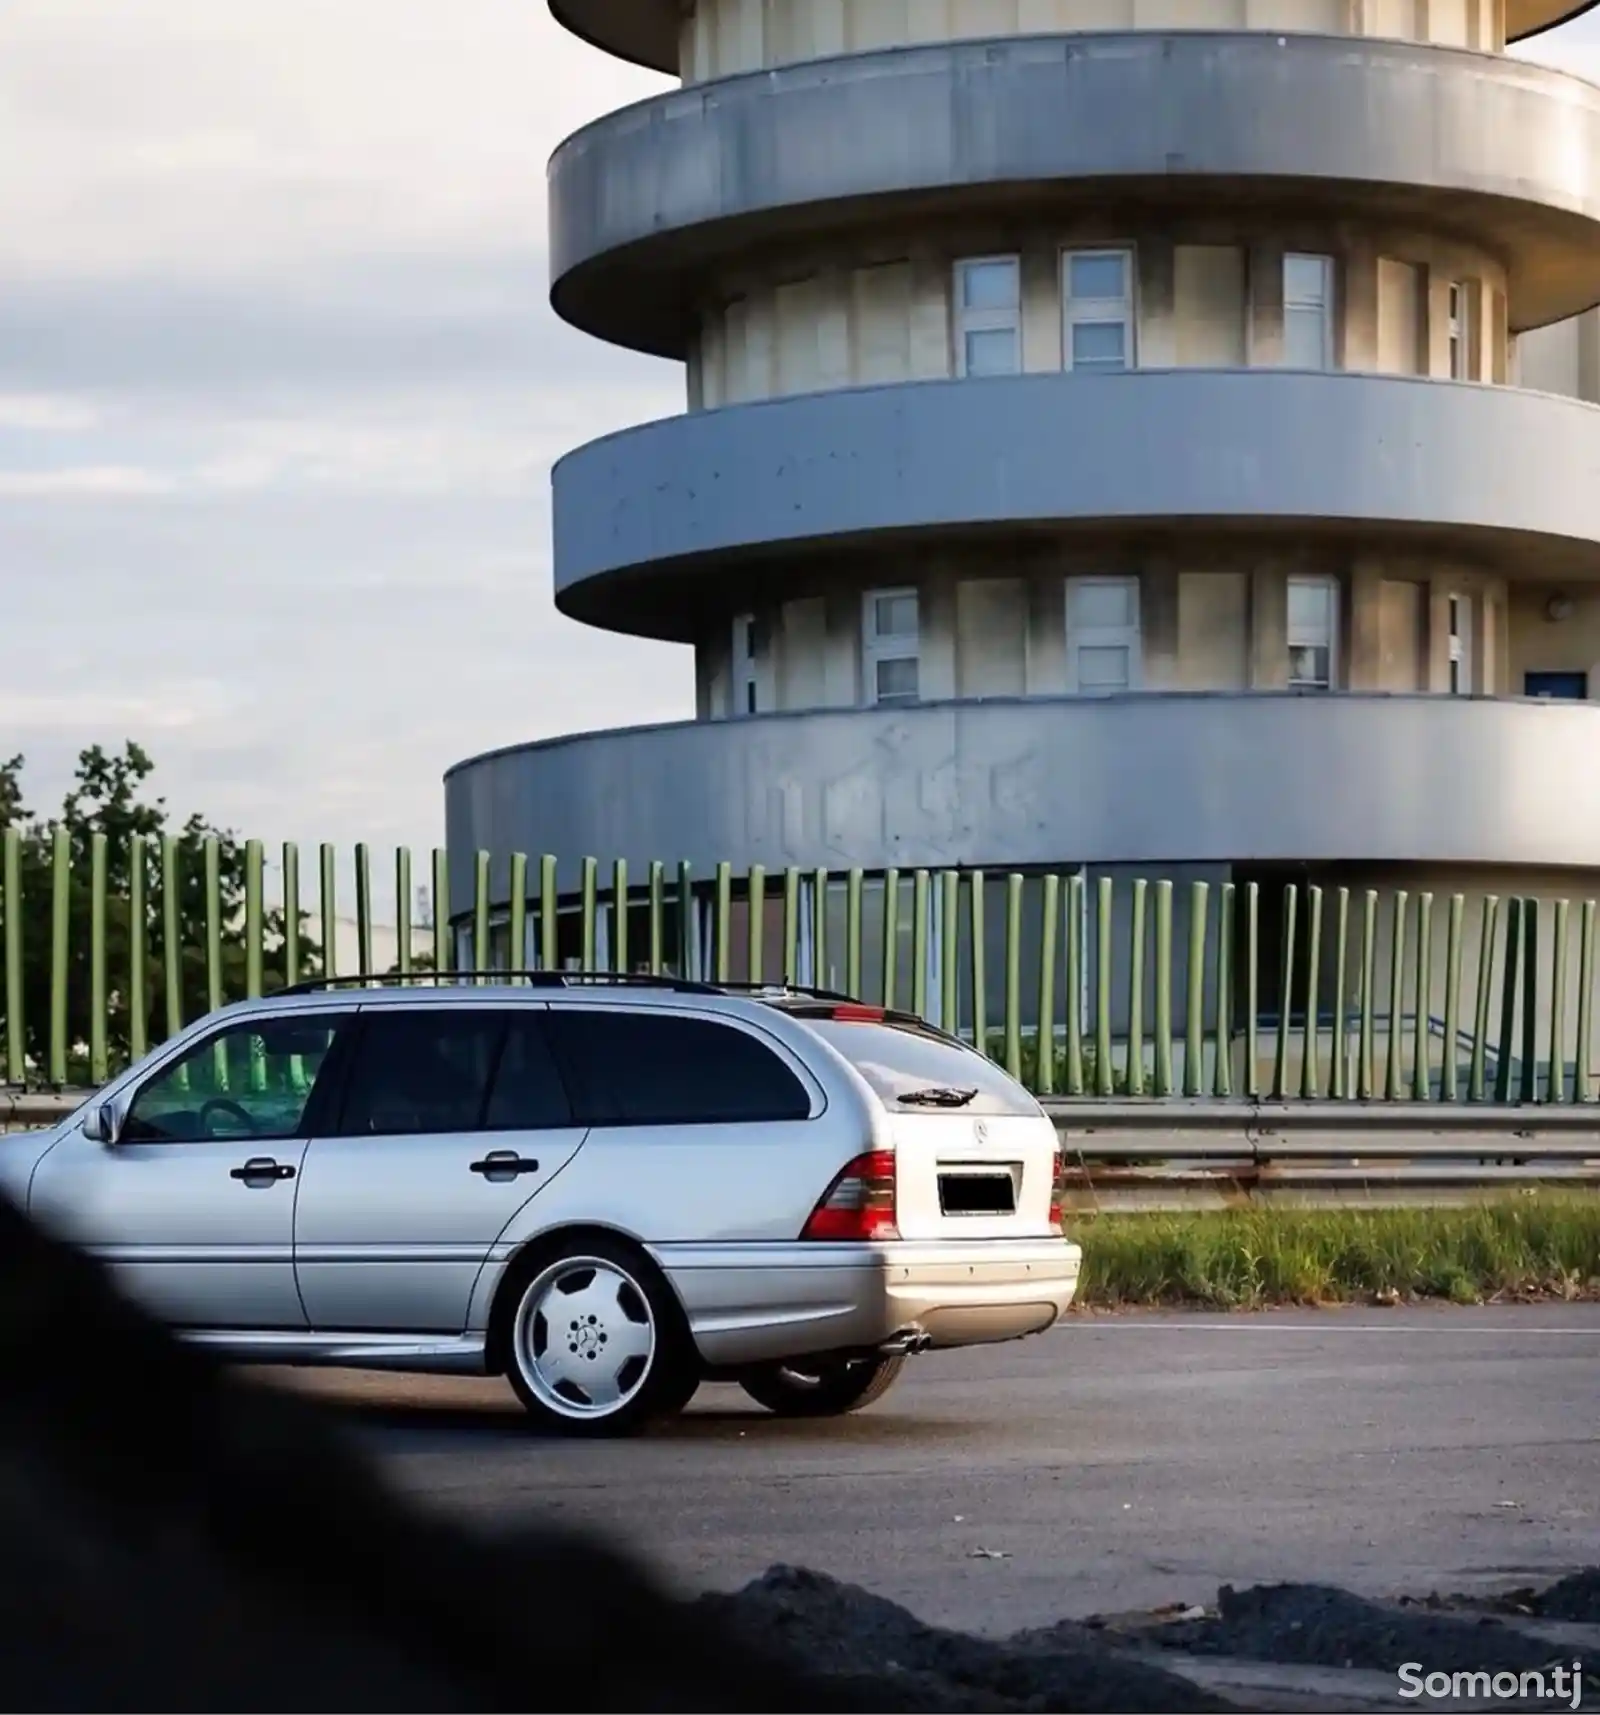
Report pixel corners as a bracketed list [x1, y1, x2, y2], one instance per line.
[178, 1329, 491, 1376]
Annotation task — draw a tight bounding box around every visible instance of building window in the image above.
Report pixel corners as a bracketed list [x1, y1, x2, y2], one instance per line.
[1066, 576, 1141, 695]
[864, 588, 920, 707]
[1447, 281, 1470, 380]
[732, 613, 767, 716]
[1287, 575, 1338, 690]
[1283, 254, 1334, 369]
[953, 257, 1021, 378]
[1447, 593, 1473, 695]
[1062, 249, 1135, 372]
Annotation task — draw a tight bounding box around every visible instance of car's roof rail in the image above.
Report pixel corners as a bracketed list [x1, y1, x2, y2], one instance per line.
[273, 969, 725, 998]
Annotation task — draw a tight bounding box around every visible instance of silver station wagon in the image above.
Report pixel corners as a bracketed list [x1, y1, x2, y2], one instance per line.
[1, 975, 1081, 1435]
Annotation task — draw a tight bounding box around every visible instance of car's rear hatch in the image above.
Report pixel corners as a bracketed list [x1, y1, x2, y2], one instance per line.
[798, 1011, 1059, 1241]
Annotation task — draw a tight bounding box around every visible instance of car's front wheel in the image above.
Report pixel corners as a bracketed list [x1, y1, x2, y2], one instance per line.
[737, 1353, 905, 1418]
[504, 1237, 694, 1437]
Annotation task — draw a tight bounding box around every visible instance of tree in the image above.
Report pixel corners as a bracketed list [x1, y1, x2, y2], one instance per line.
[0, 745, 321, 1082]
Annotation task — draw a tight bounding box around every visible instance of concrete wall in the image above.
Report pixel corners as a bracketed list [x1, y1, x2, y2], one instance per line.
[676, 0, 1502, 81]
[692, 228, 1508, 408]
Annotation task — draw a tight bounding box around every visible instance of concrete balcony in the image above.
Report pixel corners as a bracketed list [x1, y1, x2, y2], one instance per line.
[549, 32, 1600, 355]
[444, 691, 1600, 900]
[552, 369, 1600, 640]
[546, 1, 1598, 79]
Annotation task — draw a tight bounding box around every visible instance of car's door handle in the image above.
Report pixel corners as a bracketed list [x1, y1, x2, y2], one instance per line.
[470, 1151, 541, 1179]
[230, 1157, 296, 1184]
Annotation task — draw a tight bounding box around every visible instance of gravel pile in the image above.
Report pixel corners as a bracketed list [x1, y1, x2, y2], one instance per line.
[1522, 1569, 1600, 1624]
[702, 1565, 1239, 1713]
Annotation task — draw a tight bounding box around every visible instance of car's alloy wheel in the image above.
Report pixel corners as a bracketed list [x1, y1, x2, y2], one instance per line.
[738, 1353, 905, 1418]
[507, 1240, 690, 1436]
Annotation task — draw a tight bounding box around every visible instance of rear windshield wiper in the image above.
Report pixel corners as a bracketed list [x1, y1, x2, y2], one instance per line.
[895, 1085, 979, 1108]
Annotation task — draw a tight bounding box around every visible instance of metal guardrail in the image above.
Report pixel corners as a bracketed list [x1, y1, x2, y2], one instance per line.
[7, 1088, 1598, 1210]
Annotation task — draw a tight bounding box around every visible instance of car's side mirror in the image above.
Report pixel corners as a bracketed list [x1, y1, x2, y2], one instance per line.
[82, 1093, 130, 1146]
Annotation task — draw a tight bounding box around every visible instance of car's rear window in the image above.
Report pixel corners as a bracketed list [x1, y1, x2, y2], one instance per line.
[803, 1019, 1044, 1117]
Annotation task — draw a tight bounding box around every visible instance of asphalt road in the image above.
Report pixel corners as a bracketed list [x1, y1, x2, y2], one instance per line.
[268, 1304, 1600, 1636]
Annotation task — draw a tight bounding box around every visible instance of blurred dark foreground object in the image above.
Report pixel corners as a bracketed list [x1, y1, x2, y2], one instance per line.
[0, 1186, 867, 1714]
[0, 1189, 1240, 1713]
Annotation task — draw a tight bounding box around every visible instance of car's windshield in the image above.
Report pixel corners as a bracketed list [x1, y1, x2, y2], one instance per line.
[805, 1018, 1044, 1117]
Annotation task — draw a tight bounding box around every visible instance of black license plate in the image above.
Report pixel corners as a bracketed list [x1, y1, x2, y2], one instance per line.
[937, 1170, 1017, 1216]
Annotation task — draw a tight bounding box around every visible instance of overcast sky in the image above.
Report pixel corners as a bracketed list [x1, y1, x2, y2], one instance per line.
[3, 3, 1598, 855]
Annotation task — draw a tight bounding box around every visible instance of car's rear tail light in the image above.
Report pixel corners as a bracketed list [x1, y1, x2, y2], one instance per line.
[829, 1003, 885, 1022]
[801, 1149, 899, 1242]
[1048, 1146, 1067, 1232]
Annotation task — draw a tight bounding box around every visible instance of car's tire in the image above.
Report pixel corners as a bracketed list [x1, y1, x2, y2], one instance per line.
[504, 1235, 694, 1437]
[737, 1354, 906, 1418]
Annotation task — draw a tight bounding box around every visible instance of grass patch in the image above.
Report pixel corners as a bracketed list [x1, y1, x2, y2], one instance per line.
[1073, 1194, 1600, 1309]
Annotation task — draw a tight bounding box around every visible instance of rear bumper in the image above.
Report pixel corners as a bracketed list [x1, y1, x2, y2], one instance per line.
[652, 1236, 1081, 1369]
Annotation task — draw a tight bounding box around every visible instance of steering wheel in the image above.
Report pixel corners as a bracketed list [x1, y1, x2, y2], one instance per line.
[198, 1097, 259, 1138]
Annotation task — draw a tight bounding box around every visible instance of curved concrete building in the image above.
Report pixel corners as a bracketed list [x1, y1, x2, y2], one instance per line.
[449, 0, 1600, 1023]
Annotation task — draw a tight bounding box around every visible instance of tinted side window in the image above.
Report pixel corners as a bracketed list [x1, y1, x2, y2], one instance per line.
[338, 1012, 503, 1136]
[484, 1015, 574, 1131]
[123, 1019, 345, 1143]
[544, 1010, 810, 1126]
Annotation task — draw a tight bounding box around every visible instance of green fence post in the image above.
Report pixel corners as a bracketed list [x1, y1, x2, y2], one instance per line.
[1244, 881, 1260, 1099]
[1064, 874, 1085, 1096]
[473, 851, 492, 977]
[203, 836, 223, 1016]
[968, 871, 986, 1052]
[1549, 897, 1571, 1103]
[244, 839, 264, 999]
[354, 842, 373, 980]
[1272, 886, 1298, 1102]
[89, 833, 107, 1087]
[647, 861, 665, 976]
[2, 828, 22, 1083]
[1411, 892, 1434, 1103]
[878, 869, 898, 1009]
[541, 854, 560, 973]
[611, 859, 628, 974]
[578, 856, 597, 972]
[48, 828, 69, 1086]
[1002, 874, 1023, 1080]
[1299, 885, 1322, 1100]
[1035, 874, 1060, 1096]
[1096, 877, 1115, 1097]
[128, 837, 148, 1067]
[748, 865, 767, 984]
[813, 868, 829, 991]
[715, 862, 732, 983]
[394, 847, 412, 977]
[1384, 890, 1407, 1101]
[1519, 898, 1539, 1104]
[844, 868, 862, 997]
[320, 844, 339, 982]
[162, 834, 182, 1043]
[506, 853, 527, 978]
[912, 870, 930, 1020]
[1215, 882, 1235, 1099]
[784, 866, 802, 989]
[1493, 898, 1522, 1104]
[1441, 894, 1464, 1103]
[1469, 896, 1498, 1103]
[1153, 879, 1174, 1097]
[1358, 890, 1378, 1100]
[1125, 879, 1148, 1097]
[1578, 900, 1597, 1104]
[1186, 881, 1210, 1098]
[677, 862, 694, 979]
[431, 849, 449, 979]
[282, 843, 301, 989]
[940, 869, 959, 1029]
[1329, 887, 1349, 1100]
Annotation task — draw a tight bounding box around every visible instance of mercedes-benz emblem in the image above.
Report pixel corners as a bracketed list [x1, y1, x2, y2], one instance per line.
[974, 1120, 989, 1144]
